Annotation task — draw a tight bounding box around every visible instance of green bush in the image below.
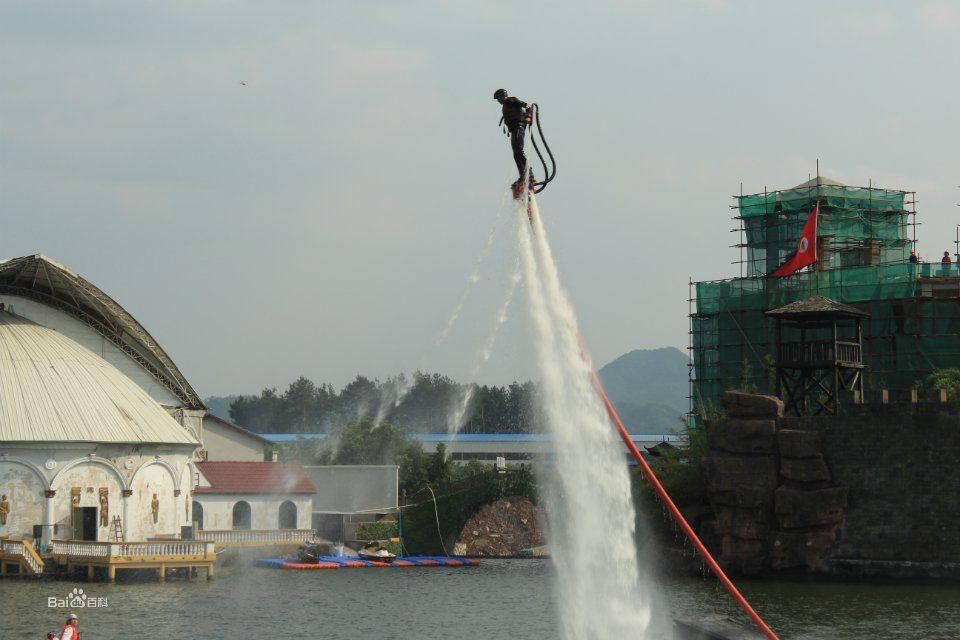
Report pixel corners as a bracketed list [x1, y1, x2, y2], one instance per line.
[631, 418, 709, 544]
[356, 521, 399, 540]
[914, 368, 960, 398]
[400, 468, 537, 555]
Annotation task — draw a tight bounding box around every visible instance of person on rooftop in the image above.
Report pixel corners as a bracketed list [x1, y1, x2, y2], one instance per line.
[909, 248, 919, 263]
[942, 251, 952, 265]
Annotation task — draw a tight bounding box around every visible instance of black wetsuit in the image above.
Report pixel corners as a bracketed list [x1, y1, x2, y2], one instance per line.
[500, 96, 528, 180]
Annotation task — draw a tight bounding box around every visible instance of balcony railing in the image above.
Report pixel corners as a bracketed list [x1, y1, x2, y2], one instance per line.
[50, 539, 216, 561]
[0, 536, 44, 574]
[778, 339, 862, 366]
[194, 529, 314, 545]
[918, 262, 960, 278]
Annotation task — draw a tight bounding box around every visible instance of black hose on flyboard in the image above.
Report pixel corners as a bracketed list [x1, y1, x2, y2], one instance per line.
[527, 103, 556, 194]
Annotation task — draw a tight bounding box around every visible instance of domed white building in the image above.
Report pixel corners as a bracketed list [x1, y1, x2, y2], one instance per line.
[0, 254, 204, 546]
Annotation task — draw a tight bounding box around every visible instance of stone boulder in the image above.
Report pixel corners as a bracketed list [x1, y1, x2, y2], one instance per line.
[770, 527, 840, 570]
[774, 486, 847, 529]
[720, 535, 767, 575]
[702, 455, 778, 494]
[777, 429, 822, 459]
[707, 419, 777, 454]
[721, 390, 784, 418]
[714, 506, 770, 540]
[702, 455, 778, 509]
[780, 455, 831, 484]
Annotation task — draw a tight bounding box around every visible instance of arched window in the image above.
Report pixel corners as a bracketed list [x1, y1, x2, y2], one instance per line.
[278, 500, 297, 530]
[192, 501, 204, 531]
[232, 501, 251, 530]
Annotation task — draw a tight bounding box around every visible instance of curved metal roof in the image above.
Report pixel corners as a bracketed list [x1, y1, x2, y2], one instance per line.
[0, 310, 198, 444]
[0, 254, 202, 408]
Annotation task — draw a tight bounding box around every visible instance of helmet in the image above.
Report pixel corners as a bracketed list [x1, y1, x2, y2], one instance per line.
[493, 89, 508, 100]
[67, 614, 78, 621]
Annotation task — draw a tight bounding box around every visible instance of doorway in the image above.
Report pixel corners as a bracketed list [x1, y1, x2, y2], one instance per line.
[192, 500, 204, 531]
[232, 501, 251, 530]
[72, 507, 98, 541]
[278, 501, 297, 529]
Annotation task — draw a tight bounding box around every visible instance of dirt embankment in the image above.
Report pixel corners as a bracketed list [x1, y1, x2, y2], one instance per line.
[454, 496, 545, 556]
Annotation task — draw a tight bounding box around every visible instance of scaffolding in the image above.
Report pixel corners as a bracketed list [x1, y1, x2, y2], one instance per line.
[689, 177, 960, 415]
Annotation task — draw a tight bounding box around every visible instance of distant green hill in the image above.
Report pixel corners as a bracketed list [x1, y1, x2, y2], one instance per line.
[596, 347, 689, 433]
[204, 395, 238, 421]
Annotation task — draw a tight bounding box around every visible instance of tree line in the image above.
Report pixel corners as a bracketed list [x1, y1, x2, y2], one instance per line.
[228, 373, 544, 434]
[277, 417, 483, 494]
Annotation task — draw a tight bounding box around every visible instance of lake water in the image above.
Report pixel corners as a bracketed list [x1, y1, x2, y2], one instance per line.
[2, 559, 958, 639]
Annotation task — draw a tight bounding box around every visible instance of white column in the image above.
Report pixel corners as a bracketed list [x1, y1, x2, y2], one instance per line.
[42, 490, 56, 547]
[121, 489, 132, 541]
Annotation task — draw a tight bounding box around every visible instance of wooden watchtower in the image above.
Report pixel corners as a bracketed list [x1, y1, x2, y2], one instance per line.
[766, 296, 869, 416]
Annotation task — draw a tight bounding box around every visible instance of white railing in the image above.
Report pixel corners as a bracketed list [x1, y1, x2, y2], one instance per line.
[195, 529, 315, 545]
[51, 539, 215, 560]
[0, 537, 44, 574]
[112, 541, 215, 558]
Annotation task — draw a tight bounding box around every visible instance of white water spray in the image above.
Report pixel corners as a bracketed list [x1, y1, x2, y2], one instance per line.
[375, 207, 508, 426]
[446, 255, 521, 433]
[433, 208, 505, 346]
[518, 194, 660, 639]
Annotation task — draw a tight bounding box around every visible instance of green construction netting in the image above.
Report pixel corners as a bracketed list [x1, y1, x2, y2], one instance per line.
[691, 183, 931, 411]
[692, 272, 960, 411]
[694, 264, 921, 315]
[738, 185, 906, 218]
[738, 185, 910, 277]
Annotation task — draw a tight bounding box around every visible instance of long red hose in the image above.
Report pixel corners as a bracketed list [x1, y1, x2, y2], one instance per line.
[523, 196, 777, 638]
[587, 369, 780, 640]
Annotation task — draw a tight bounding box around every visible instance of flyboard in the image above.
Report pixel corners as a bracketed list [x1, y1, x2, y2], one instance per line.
[511, 103, 556, 225]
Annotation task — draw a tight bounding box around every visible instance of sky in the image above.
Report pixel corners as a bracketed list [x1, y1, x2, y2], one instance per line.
[2, 1, 959, 397]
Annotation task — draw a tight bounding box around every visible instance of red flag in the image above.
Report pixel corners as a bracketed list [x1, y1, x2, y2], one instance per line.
[770, 204, 819, 277]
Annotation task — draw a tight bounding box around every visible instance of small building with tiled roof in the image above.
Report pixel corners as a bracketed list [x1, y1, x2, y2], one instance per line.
[192, 461, 315, 531]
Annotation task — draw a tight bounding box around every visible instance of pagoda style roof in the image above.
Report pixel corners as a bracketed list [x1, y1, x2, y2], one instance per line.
[790, 176, 846, 189]
[765, 295, 870, 320]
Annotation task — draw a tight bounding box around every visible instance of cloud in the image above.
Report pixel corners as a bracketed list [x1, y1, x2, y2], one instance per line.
[919, 2, 960, 29]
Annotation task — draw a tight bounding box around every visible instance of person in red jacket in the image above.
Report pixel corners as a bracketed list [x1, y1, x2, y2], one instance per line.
[59, 613, 79, 640]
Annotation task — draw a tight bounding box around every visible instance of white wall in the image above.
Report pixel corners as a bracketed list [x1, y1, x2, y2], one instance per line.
[201, 418, 265, 462]
[0, 461, 45, 537]
[192, 494, 312, 531]
[51, 460, 124, 541]
[0, 442, 195, 542]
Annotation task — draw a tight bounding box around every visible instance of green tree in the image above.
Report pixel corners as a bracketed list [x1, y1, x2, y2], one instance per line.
[915, 368, 960, 398]
[336, 376, 381, 426]
[333, 417, 406, 465]
[425, 442, 455, 485]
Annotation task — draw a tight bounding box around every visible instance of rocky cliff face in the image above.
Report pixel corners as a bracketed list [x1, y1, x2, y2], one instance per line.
[700, 390, 847, 575]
